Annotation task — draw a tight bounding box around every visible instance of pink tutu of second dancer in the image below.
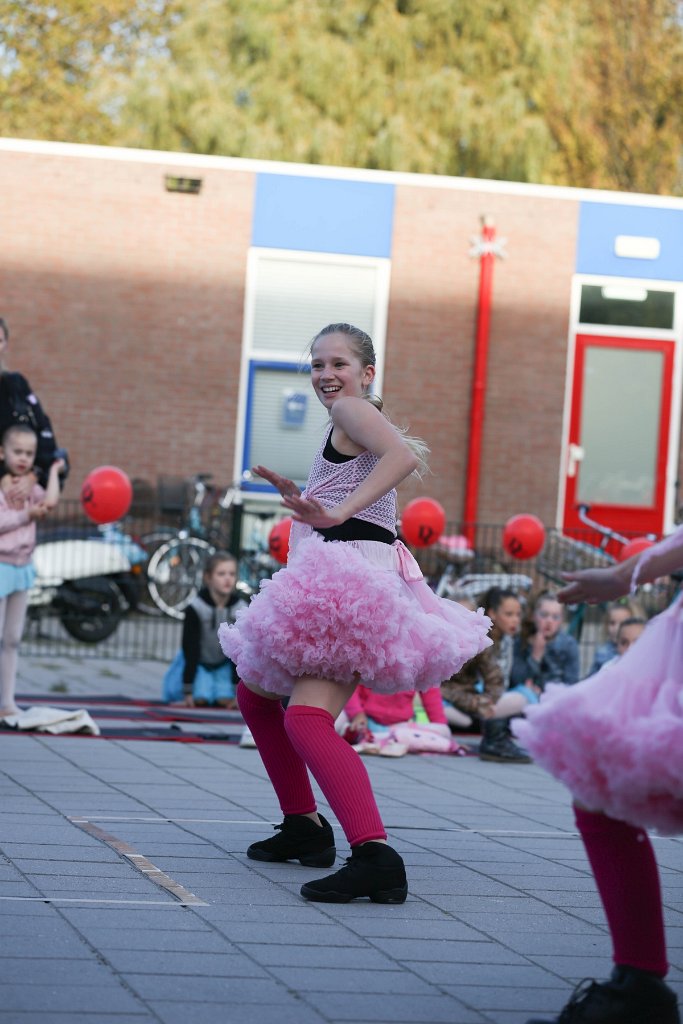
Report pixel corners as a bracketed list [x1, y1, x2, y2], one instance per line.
[514, 595, 683, 835]
[219, 532, 491, 697]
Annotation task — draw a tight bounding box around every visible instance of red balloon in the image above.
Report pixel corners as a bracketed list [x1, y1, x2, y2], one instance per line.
[268, 518, 292, 564]
[502, 513, 546, 560]
[80, 466, 132, 525]
[618, 536, 655, 562]
[401, 498, 447, 548]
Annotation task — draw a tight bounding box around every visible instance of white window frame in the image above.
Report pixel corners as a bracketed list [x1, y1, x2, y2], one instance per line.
[233, 247, 392, 502]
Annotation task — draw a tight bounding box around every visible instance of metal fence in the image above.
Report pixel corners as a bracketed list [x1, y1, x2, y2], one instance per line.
[20, 501, 674, 673]
[22, 487, 282, 662]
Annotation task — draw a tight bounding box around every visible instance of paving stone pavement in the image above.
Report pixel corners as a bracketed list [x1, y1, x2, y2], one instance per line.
[0, 654, 680, 1024]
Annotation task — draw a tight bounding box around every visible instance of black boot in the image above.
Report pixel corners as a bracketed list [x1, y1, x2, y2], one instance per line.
[526, 965, 681, 1023]
[300, 841, 408, 904]
[478, 717, 532, 763]
[247, 813, 336, 867]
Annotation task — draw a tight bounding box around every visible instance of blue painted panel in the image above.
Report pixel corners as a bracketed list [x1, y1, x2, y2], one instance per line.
[577, 202, 683, 281]
[252, 174, 395, 257]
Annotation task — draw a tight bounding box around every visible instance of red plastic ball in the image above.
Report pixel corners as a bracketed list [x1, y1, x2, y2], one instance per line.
[80, 466, 132, 525]
[400, 498, 447, 548]
[618, 536, 655, 562]
[268, 518, 292, 564]
[502, 513, 546, 560]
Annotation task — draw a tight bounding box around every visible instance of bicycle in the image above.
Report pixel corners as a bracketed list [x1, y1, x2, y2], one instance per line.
[533, 504, 670, 640]
[431, 535, 534, 603]
[145, 474, 279, 619]
[140, 474, 227, 554]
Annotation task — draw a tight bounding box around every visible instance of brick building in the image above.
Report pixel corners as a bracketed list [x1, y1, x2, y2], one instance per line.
[1, 137, 682, 539]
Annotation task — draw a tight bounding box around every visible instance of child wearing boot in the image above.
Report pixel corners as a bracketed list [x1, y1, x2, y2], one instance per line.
[220, 323, 492, 904]
[515, 534, 683, 1024]
[442, 587, 531, 763]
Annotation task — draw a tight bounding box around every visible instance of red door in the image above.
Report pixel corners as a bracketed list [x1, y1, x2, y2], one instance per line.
[563, 334, 674, 540]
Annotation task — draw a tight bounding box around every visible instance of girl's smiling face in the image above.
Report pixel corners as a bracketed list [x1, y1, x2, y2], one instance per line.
[310, 333, 375, 410]
[534, 598, 564, 639]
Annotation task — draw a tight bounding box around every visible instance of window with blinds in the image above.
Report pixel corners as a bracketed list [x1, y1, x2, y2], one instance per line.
[239, 249, 390, 488]
[250, 252, 385, 356]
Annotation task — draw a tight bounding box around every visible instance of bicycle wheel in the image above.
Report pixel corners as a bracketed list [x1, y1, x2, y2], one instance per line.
[147, 537, 215, 619]
[139, 528, 177, 558]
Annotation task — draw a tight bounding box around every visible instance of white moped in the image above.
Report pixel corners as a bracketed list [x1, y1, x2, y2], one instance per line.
[28, 525, 147, 643]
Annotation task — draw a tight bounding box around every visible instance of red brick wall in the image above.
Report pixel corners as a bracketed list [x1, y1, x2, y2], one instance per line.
[387, 184, 578, 527]
[0, 149, 253, 499]
[11, 145, 667, 534]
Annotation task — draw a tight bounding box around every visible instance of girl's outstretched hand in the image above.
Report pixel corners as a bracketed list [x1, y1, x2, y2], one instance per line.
[557, 566, 628, 605]
[252, 465, 301, 499]
[281, 493, 345, 529]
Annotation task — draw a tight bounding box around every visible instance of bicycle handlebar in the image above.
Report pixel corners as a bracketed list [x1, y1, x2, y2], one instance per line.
[576, 504, 629, 547]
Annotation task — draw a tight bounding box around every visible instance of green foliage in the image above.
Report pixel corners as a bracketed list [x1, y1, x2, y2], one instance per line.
[0, 0, 174, 143]
[535, 0, 683, 194]
[1, 0, 682, 194]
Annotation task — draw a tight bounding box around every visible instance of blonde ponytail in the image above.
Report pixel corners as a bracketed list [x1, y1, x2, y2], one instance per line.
[363, 392, 430, 478]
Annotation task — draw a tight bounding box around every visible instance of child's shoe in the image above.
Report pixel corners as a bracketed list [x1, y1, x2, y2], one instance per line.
[238, 726, 256, 748]
[479, 717, 532, 763]
[300, 841, 407, 903]
[526, 965, 680, 1023]
[247, 813, 336, 867]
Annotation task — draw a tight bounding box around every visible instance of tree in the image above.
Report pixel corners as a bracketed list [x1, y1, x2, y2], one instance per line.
[0, 0, 176, 144]
[2, 0, 681, 194]
[533, 0, 683, 193]
[114, 0, 560, 181]
[115, 0, 683, 193]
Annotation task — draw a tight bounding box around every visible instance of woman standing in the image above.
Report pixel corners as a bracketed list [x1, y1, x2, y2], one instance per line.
[0, 317, 67, 496]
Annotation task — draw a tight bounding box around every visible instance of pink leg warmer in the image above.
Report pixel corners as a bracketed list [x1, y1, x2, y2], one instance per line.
[236, 682, 316, 816]
[574, 805, 668, 976]
[284, 704, 387, 847]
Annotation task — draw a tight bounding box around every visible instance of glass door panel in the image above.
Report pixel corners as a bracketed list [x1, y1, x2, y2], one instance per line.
[564, 335, 673, 538]
[577, 347, 662, 507]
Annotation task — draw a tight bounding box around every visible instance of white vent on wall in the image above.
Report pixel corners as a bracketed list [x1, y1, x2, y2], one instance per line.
[614, 235, 661, 260]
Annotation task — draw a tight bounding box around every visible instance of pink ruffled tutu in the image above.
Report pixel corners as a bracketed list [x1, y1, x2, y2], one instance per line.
[514, 594, 683, 835]
[219, 532, 491, 697]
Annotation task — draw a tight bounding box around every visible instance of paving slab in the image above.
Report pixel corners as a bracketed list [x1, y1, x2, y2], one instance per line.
[0, 653, 680, 1024]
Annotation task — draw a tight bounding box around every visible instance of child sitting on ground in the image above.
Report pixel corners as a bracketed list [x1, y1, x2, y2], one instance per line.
[338, 684, 465, 756]
[614, 615, 647, 659]
[510, 590, 579, 693]
[442, 587, 531, 763]
[162, 551, 248, 708]
[584, 599, 644, 677]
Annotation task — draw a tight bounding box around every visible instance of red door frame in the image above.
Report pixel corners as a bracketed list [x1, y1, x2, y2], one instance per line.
[564, 333, 674, 539]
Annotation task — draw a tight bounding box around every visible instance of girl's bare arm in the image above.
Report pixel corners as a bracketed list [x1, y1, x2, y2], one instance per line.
[282, 398, 418, 528]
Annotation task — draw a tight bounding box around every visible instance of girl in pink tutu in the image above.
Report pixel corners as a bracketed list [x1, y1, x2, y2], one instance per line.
[516, 535, 683, 1024]
[220, 322, 491, 904]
